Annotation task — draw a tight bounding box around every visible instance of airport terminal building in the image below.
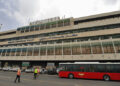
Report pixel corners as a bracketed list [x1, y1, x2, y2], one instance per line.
[0, 11, 120, 68]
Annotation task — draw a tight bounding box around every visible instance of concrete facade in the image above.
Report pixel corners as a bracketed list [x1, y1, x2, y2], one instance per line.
[0, 11, 120, 67]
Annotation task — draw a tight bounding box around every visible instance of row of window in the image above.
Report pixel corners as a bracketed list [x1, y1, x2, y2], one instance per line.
[0, 23, 120, 42]
[60, 64, 120, 73]
[74, 14, 120, 24]
[18, 19, 70, 33]
[0, 41, 120, 56]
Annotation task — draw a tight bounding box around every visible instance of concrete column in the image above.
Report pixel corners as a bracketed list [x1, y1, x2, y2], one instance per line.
[80, 41, 82, 55]
[39, 25, 40, 30]
[39, 45, 41, 56]
[9, 48, 12, 56]
[4, 48, 7, 56]
[111, 37, 116, 55]
[62, 41, 64, 57]
[63, 20, 64, 27]
[56, 21, 58, 27]
[46, 43, 48, 56]
[20, 48, 22, 56]
[54, 42, 56, 56]
[89, 39, 93, 55]
[26, 47, 28, 56]
[70, 41, 72, 56]
[29, 26, 31, 32]
[34, 25, 35, 31]
[32, 47, 34, 56]
[44, 24, 46, 30]
[99, 38, 104, 55]
[14, 48, 17, 56]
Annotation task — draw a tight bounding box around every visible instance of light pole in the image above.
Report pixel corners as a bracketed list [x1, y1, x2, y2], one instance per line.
[0, 24, 2, 31]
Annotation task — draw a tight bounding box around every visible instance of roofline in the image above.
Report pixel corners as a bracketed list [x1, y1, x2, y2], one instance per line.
[60, 62, 120, 64]
[74, 11, 120, 21]
[0, 29, 16, 34]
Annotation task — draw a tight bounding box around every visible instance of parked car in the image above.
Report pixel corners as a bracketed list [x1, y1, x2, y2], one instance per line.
[40, 68, 47, 74]
[12, 68, 19, 72]
[47, 68, 57, 75]
[56, 68, 60, 74]
[2, 67, 11, 71]
[9, 68, 14, 71]
[0, 67, 2, 70]
[25, 68, 34, 73]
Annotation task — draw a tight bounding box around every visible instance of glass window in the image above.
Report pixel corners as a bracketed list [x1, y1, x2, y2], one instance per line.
[27, 47, 33, 56]
[47, 46, 54, 55]
[63, 45, 71, 55]
[55, 46, 62, 55]
[72, 44, 81, 55]
[21, 48, 27, 56]
[16, 48, 21, 56]
[1, 49, 6, 56]
[0, 49, 2, 55]
[10, 48, 16, 56]
[40, 47, 46, 56]
[6, 49, 11, 56]
[33, 47, 39, 56]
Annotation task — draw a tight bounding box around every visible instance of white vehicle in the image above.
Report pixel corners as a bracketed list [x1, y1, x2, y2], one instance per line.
[9, 68, 13, 71]
[56, 68, 60, 74]
[40, 68, 47, 74]
[25, 68, 34, 73]
[2, 67, 11, 71]
[12, 68, 19, 72]
[0, 67, 2, 70]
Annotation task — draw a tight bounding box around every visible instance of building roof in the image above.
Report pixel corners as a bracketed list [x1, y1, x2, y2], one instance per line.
[0, 29, 16, 35]
[74, 11, 120, 21]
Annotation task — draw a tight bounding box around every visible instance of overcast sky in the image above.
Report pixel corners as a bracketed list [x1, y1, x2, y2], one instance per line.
[0, 0, 120, 31]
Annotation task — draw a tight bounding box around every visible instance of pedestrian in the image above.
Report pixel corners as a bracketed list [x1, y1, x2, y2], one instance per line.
[14, 68, 21, 83]
[34, 67, 38, 79]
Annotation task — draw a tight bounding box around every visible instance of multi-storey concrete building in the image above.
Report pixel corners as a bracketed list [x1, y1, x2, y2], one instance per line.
[0, 11, 120, 67]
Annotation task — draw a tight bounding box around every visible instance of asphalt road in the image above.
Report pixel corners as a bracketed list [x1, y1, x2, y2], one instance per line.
[0, 71, 119, 86]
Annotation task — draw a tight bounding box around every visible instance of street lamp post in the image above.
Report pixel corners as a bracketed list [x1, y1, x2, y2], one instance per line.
[0, 24, 2, 30]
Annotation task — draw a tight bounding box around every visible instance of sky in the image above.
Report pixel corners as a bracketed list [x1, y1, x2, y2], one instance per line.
[0, 0, 120, 31]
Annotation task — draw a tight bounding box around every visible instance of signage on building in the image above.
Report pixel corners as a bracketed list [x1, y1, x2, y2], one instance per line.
[8, 39, 34, 44]
[22, 62, 30, 66]
[7, 34, 78, 44]
[30, 17, 60, 25]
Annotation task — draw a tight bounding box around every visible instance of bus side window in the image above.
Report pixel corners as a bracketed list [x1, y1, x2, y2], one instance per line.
[62, 66, 66, 71]
[59, 65, 66, 71]
[89, 64, 95, 72]
[106, 64, 120, 73]
[114, 64, 120, 73]
[79, 64, 86, 72]
[96, 64, 106, 72]
[73, 64, 79, 71]
[106, 64, 113, 73]
[66, 64, 73, 71]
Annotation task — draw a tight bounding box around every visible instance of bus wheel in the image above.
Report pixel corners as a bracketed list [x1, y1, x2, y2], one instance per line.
[68, 74, 74, 79]
[103, 75, 110, 81]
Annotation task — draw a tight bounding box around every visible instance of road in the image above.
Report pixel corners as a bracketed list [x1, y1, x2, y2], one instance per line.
[0, 71, 119, 86]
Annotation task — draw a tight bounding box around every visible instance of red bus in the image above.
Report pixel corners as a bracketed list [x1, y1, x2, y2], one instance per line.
[58, 62, 120, 81]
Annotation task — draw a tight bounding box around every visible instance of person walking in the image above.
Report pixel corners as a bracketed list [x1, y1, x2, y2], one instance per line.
[14, 68, 21, 83]
[34, 68, 38, 79]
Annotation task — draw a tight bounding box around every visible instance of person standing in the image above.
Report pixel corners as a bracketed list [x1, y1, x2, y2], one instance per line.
[34, 68, 38, 79]
[14, 68, 21, 83]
